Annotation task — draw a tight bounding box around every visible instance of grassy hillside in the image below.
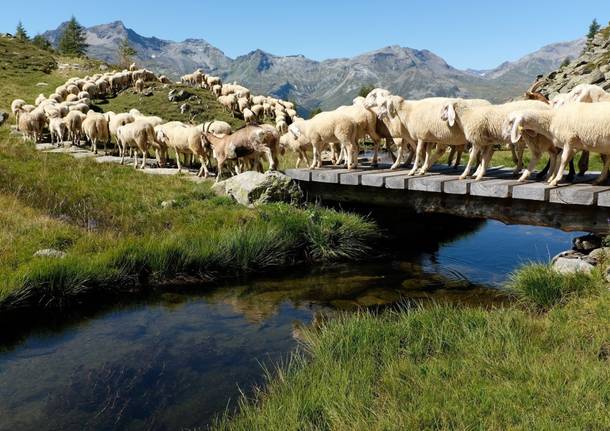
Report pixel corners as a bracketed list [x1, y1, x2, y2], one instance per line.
[0, 37, 376, 316]
[93, 83, 246, 129]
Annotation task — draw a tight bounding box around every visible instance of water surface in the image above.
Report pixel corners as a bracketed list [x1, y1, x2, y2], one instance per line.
[0, 218, 582, 430]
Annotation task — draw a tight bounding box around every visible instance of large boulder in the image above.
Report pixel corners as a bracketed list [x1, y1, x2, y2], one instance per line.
[212, 171, 303, 207]
[551, 250, 595, 274]
[168, 89, 191, 103]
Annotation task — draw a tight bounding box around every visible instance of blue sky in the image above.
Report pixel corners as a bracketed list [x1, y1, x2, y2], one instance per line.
[2, 0, 607, 69]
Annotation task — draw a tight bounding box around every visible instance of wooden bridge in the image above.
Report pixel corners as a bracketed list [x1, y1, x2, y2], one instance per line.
[285, 163, 610, 234]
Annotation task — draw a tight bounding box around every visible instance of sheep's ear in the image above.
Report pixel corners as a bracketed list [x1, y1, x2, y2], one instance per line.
[511, 116, 523, 144]
[289, 126, 300, 138]
[446, 103, 456, 127]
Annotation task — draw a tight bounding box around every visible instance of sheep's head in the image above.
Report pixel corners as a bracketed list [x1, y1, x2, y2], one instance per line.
[440, 102, 457, 127]
[505, 112, 524, 144]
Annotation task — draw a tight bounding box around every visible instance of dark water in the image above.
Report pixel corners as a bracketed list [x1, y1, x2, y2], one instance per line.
[0, 216, 582, 431]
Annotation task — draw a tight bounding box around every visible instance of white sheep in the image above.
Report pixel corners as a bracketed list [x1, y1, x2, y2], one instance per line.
[202, 121, 232, 135]
[109, 113, 136, 147]
[134, 78, 145, 93]
[440, 99, 550, 180]
[11, 99, 26, 127]
[82, 112, 110, 154]
[243, 108, 256, 123]
[49, 117, 68, 145]
[285, 111, 358, 169]
[155, 123, 212, 177]
[64, 110, 86, 146]
[509, 102, 610, 186]
[117, 120, 155, 168]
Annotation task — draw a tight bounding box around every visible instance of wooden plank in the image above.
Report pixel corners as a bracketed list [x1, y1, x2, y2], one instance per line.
[311, 168, 352, 183]
[597, 190, 610, 207]
[407, 174, 459, 192]
[339, 168, 377, 185]
[285, 168, 313, 182]
[549, 184, 610, 206]
[362, 170, 414, 188]
[470, 178, 524, 198]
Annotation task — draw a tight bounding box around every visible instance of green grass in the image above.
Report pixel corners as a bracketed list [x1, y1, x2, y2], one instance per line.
[93, 83, 247, 129]
[218, 269, 610, 430]
[0, 129, 377, 312]
[509, 263, 604, 310]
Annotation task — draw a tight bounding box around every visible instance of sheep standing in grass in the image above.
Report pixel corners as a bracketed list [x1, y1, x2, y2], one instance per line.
[18, 109, 45, 142]
[509, 102, 610, 186]
[109, 113, 136, 149]
[83, 112, 110, 154]
[63, 110, 85, 146]
[134, 78, 145, 94]
[11, 99, 26, 128]
[203, 121, 232, 135]
[117, 120, 156, 169]
[155, 123, 212, 177]
[49, 117, 68, 145]
[202, 125, 279, 181]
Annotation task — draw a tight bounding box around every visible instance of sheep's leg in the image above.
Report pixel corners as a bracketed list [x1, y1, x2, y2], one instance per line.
[408, 140, 425, 176]
[578, 150, 590, 176]
[549, 145, 574, 187]
[421, 145, 447, 174]
[593, 155, 610, 185]
[141, 148, 147, 169]
[474, 146, 494, 180]
[447, 146, 457, 167]
[371, 139, 380, 166]
[513, 142, 525, 175]
[390, 138, 405, 170]
[133, 148, 139, 168]
[460, 145, 479, 180]
[175, 149, 182, 173]
[518, 146, 542, 182]
[510, 144, 519, 165]
[453, 147, 463, 168]
[197, 155, 209, 177]
[215, 159, 224, 183]
[310, 144, 320, 169]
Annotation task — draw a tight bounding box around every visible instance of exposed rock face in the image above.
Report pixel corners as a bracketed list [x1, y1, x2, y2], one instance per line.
[211, 171, 303, 207]
[532, 26, 610, 97]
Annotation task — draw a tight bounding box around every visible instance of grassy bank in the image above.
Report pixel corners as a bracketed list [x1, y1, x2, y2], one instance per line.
[0, 128, 377, 313]
[218, 264, 610, 430]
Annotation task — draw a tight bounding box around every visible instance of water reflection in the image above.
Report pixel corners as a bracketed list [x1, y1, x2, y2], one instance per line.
[0, 217, 582, 430]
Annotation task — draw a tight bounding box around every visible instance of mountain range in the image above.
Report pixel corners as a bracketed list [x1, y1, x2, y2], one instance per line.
[43, 21, 585, 111]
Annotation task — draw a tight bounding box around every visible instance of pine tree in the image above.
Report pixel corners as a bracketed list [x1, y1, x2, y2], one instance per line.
[118, 37, 137, 67]
[587, 18, 601, 40]
[15, 21, 29, 41]
[560, 57, 572, 68]
[32, 34, 52, 51]
[358, 85, 375, 98]
[58, 16, 88, 56]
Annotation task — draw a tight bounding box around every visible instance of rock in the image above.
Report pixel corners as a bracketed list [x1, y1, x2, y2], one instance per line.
[179, 103, 191, 114]
[168, 89, 191, 103]
[212, 171, 303, 207]
[142, 88, 153, 97]
[552, 256, 594, 274]
[35, 82, 48, 87]
[161, 199, 177, 209]
[34, 249, 66, 259]
[99, 64, 109, 71]
[573, 234, 602, 253]
[589, 247, 610, 261]
[0, 111, 7, 127]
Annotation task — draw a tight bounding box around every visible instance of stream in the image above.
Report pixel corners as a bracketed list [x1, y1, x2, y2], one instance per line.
[0, 213, 583, 431]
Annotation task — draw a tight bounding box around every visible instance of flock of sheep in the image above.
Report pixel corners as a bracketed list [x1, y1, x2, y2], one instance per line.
[280, 83, 610, 187]
[10, 63, 610, 187]
[11, 65, 302, 181]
